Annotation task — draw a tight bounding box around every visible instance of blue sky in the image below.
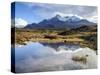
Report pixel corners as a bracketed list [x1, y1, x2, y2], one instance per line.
[11, 2, 97, 27]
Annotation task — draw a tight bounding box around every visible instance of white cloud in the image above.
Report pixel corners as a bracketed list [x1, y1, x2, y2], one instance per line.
[15, 18, 28, 28]
[52, 12, 97, 23]
[53, 12, 67, 17]
[16, 2, 97, 23]
[86, 15, 98, 23]
[53, 12, 84, 19]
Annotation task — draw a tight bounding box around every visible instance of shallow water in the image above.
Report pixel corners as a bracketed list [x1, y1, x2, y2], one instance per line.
[12, 42, 97, 73]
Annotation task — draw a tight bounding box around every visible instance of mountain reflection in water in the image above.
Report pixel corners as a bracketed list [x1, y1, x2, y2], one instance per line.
[12, 42, 97, 73]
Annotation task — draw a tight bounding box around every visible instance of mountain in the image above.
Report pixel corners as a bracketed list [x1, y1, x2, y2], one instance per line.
[25, 23, 37, 29]
[25, 14, 96, 29]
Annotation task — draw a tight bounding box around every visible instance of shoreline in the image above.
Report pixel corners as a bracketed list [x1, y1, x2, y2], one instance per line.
[13, 40, 96, 51]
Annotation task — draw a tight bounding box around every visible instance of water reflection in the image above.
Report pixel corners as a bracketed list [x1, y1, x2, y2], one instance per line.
[12, 42, 97, 73]
[15, 42, 55, 62]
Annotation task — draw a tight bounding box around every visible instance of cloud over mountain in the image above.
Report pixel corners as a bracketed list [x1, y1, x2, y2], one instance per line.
[14, 18, 28, 28]
[13, 2, 97, 24]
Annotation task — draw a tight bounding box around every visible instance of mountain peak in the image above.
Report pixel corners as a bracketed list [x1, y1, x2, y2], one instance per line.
[53, 14, 62, 19]
[66, 15, 81, 22]
[52, 14, 82, 22]
[55, 14, 61, 17]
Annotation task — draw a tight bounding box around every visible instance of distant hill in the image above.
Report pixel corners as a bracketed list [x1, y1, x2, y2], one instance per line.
[71, 25, 97, 32]
[58, 25, 97, 36]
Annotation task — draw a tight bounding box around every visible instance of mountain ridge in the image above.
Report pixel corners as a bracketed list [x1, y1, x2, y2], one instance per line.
[25, 14, 96, 29]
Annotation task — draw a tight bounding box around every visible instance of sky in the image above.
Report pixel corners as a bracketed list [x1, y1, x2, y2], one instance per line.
[11, 2, 97, 28]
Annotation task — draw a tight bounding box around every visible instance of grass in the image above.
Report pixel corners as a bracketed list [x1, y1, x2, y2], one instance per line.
[12, 29, 97, 50]
[72, 55, 87, 64]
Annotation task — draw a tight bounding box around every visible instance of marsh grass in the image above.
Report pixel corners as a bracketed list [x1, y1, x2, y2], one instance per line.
[13, 29, 97, 50]
[72, 55, 87, 64]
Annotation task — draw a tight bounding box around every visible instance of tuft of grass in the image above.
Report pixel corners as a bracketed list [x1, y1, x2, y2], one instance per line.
[72, 55, 87, 64]
[44, 35, 58, 39]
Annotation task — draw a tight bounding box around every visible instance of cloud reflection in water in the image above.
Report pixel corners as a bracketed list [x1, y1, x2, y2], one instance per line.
[14, 42, 97, 73]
